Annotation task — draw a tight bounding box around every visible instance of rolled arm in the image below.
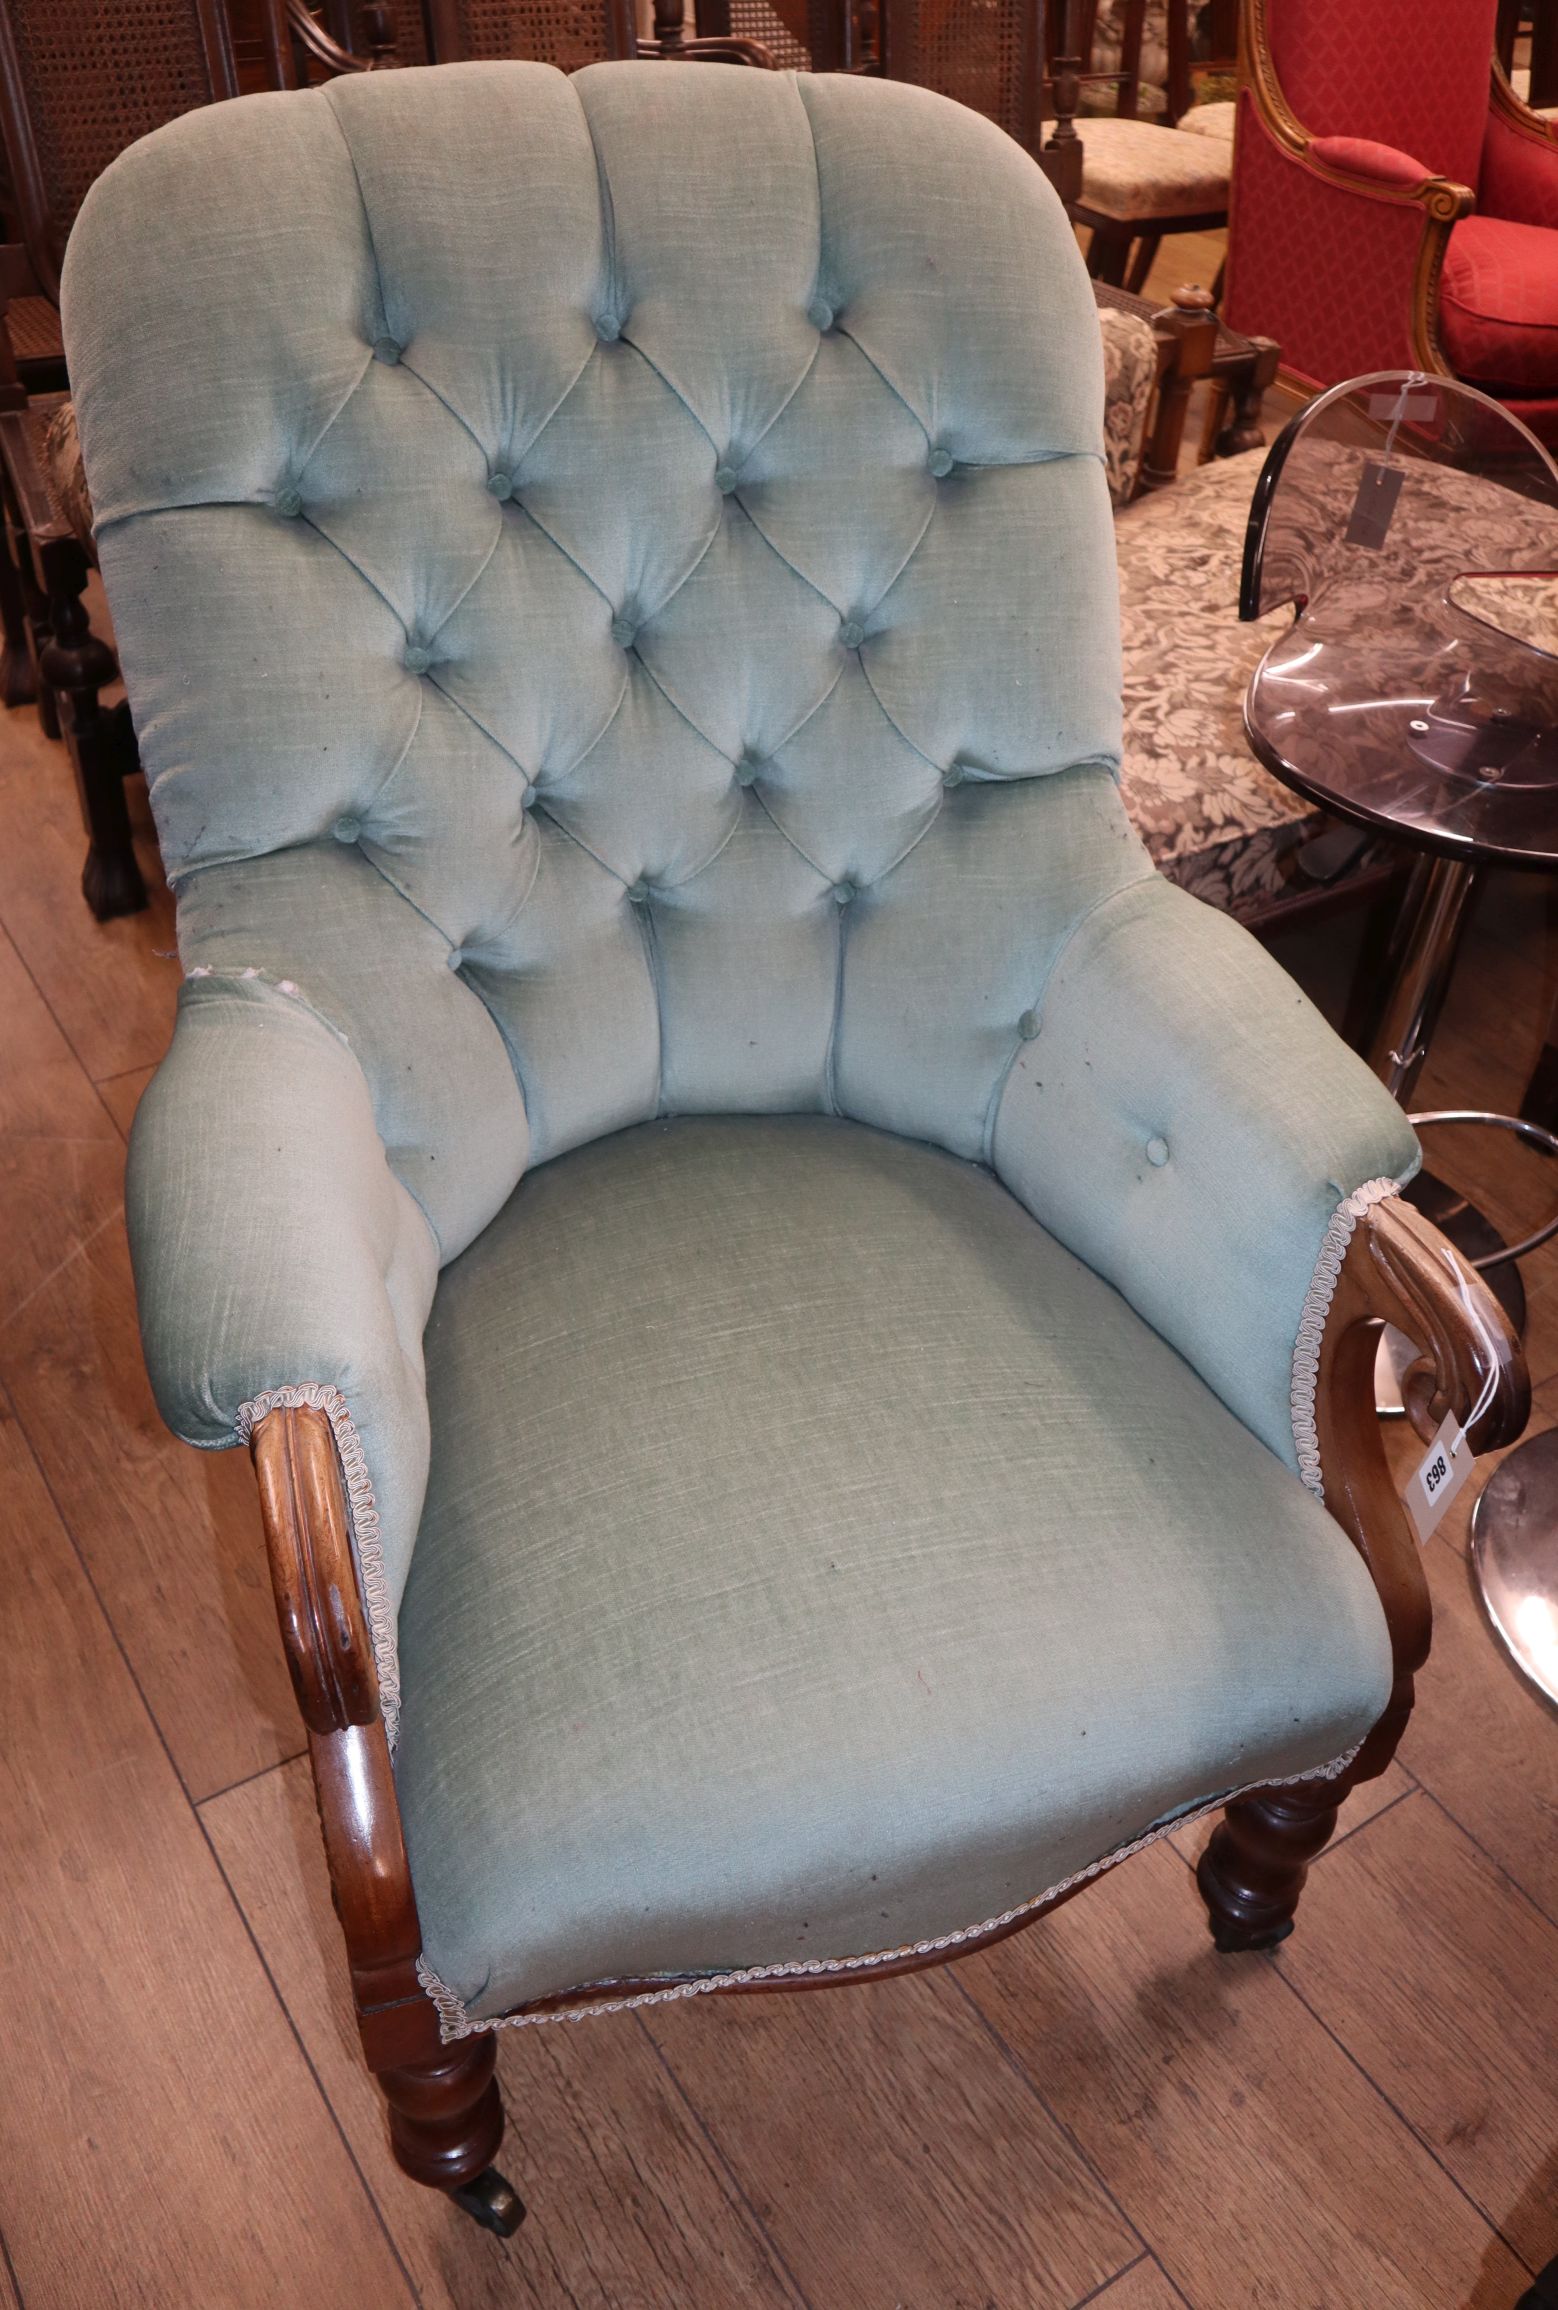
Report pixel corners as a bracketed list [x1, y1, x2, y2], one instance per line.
[127, 970, 438, 1707]
[990, 875, 1421, 1472]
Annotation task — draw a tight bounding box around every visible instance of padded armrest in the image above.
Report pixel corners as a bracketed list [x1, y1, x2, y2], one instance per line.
[127, 971, 438, 1647]
[991, 874, 1419, 1474]
[1308, 135, 1435, 191]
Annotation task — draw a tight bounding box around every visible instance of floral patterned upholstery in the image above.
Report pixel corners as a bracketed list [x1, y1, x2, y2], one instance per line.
[1097, 304, 1158, 506]
[1080, 115, 1232, 221]
[1112, 450, 1380, 922]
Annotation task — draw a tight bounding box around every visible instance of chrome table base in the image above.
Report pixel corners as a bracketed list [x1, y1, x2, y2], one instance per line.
[1364, 856, 1558, 1703]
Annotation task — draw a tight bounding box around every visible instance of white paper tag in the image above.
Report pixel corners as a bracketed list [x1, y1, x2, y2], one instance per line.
[1404, 1412, 1475, 1544]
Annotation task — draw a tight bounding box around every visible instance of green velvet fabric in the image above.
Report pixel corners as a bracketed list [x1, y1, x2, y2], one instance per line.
[398, 1117, 1392, 2017]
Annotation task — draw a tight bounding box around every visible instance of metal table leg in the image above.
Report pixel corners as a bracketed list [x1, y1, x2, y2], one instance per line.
[1361, 857, 1558, 1702]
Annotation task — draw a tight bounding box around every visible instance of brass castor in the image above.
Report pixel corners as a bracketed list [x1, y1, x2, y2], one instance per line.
[451, 2167, 525, 2237]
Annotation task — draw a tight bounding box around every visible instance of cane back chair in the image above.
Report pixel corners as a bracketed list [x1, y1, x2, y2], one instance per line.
[64, 60, 1525, 2232]
[317, 0, 777, 66]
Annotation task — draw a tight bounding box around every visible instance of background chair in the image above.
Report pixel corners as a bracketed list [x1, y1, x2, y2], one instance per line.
[66, 59, 1524, 2232]
[1060, 0, 1235, 291]
[1225, 0, 1558, 442]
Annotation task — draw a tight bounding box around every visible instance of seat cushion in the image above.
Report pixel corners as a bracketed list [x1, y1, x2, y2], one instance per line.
[1440, 216, 1558, 394]
[1079, 117, 1232, 222]
[394, 1116, 1391, 2021]
[1177, 98, 1237, 141]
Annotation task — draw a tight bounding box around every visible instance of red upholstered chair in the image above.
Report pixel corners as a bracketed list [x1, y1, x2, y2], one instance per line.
[1225, 0, 1558, 444]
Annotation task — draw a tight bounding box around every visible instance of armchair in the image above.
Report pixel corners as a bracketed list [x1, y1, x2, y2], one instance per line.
[1225, 0, 1558, 442]
[66, 61, 1527, 2233]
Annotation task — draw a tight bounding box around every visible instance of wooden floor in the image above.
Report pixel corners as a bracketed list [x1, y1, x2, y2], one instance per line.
[5, 558, 1558, 2303]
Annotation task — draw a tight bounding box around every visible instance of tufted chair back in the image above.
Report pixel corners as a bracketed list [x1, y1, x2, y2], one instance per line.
[65, 62, 1121, 1260]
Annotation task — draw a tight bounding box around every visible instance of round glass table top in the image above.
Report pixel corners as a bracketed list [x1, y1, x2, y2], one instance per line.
[1241, 373, 1558, 869]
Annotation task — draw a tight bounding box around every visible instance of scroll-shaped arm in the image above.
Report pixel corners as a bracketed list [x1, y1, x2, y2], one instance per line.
[1312, 1196, 1527, 1769]
[252, 1403, 437, 2066]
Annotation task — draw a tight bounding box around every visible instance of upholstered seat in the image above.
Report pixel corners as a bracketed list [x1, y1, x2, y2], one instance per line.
[1439, 215, 1558, 397]
[1078, 115, 1232, 220]
[398, 1113, 1391, 2020]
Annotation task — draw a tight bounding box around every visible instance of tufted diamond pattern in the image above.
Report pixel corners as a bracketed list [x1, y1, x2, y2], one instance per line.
[69, 59, 1416, 1666]
[68, 61, 1122, 1236]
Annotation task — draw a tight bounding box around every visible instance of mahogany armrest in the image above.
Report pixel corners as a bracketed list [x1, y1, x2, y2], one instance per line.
[1313, 1196, 1527, 1712]
[252, 1403, 381, 1734]
[251, 1404, 433, 2058]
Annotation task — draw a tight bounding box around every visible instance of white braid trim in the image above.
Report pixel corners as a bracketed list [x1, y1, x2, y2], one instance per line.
[417, 1737, 1363, 2039]
[235, 1382, 401, 1747]
[1291, 1179, 1401, 1500]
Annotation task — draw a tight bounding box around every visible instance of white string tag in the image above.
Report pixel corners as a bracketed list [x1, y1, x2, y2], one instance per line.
[1405, 1412, 1474, 1544]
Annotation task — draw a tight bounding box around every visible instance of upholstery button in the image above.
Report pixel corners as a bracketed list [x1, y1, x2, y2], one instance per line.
[372, 336, 402, 365]
[522, 782, 539, 810]
[833, 879, 856, 906]
[839, 618, 864, 650]
[928, 447, 955, 478]
[611, 614, 637, 649]
[714, 465, 739, 494]
[403, 643, 434, 674]
[1017, 1009, 1040, 1040]
[626, 878, 650, 904]
[1146, 1135, 1170, 1167]
[735, 756, 760, 787]
[274, 485, 303, 518]
[448, 948, 466, 972]
[486, 470, 514, 501]
[942, 763, 965, 789]
[596, 314, 622, 342]
[807, 297, 835, 332]
[332, 814, 361, 844]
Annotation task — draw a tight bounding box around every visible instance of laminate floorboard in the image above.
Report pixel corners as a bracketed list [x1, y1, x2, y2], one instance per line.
[203, 1758, 809, 2310]
[0, 1393, 408, 2310]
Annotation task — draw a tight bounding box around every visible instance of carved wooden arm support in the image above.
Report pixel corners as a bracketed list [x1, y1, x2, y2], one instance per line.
[251, 1405, 438, 2070]
[1240, 0, 1473, 373]
[1312, 1196, 1528, 1773]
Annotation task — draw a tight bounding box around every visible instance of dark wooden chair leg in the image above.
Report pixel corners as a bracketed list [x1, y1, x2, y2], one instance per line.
[1124, 228, 1161, 293]
[375, 2033, 525, 2237]
[0, 512, 36, 707]
[1196, 1779, 1343, 1950]
[6, 504, 58, 737]
[1200, 1675, 1416, 1952]
[40, 556, 147, 920]
[1088, 223, 1133, 285]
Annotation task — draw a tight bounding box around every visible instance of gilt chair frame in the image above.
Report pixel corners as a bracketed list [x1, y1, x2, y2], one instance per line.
[1236, 0, 1558, 384]
[249, 1191, 1526, 2228]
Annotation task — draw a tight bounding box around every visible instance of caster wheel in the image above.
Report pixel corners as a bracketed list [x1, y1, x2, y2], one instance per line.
[451, 2167, 525, 2237]
[1207, 1916, 1293, 1956]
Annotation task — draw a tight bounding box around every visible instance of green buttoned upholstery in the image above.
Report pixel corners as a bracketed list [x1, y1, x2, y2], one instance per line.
[67, 61, 1416, 2015]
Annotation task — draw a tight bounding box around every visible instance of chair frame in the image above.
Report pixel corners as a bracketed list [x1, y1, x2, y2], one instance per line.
[249, 1191, 1525, 2233]
[1062, 0, 1233, 292]
[1237, 0, 1558, 387]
